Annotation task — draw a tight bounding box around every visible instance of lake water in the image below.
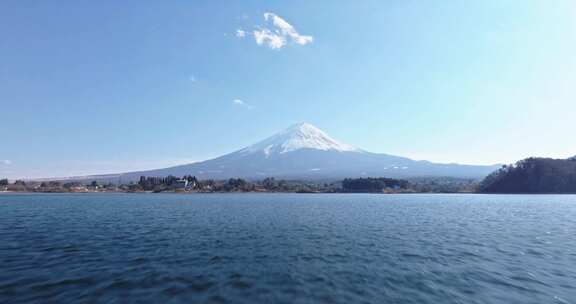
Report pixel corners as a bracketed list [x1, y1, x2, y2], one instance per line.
[1, 193, 575, 303]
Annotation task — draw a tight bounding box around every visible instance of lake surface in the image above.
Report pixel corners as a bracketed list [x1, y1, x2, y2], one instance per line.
[1, 193, 575, 303]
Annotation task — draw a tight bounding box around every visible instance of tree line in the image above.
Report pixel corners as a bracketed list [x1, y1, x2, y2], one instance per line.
[1, 175, 485, 193]
[341, 177, 409, 193]
[478, 157, 576, 193]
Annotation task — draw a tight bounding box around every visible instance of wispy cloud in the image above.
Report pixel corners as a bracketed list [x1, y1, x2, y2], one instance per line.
[236, 29, 246, 38]
[236, 12, 313, 50]
[189, 75, 197, 83]
[233, 99, 253, 109]
[1, 160, 11, 165]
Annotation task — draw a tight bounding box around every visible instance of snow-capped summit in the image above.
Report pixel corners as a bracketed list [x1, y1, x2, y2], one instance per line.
[240, 122, 360, 156]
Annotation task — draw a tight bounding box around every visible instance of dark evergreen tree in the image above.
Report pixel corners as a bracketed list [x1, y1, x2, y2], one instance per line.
[341, 177, 409, 193]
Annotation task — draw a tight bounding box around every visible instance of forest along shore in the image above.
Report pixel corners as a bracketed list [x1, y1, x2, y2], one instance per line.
[0, 176, 479, 194]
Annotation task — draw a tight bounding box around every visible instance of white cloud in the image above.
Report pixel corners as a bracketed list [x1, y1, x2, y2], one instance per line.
[254, 28, 286, 49]
[236, 29, 246, 38]
[237, 12, 313, 50]
[263, 12, 313, 46]
[1, 160, 11, 165]
[232, 99, 253, 109]
[189, 75, 196, 83]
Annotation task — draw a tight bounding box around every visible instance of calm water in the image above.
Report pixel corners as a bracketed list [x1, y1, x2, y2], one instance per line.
[1, 193, 576, 303]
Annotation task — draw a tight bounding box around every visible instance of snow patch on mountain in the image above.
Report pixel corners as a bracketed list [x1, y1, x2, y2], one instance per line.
[240, 123, 360, 156]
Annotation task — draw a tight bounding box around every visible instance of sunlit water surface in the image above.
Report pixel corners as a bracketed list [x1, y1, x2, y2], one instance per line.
[1, 193, 575, 303]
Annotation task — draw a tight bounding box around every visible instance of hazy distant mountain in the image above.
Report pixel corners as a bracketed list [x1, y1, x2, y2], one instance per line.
[69, 123, 500, 182]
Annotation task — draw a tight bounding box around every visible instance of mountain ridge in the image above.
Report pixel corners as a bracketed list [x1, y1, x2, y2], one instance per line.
[43, 123, 501, 182]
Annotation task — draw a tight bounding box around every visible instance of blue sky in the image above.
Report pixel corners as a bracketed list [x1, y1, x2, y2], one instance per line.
[1, 0, 575, 179]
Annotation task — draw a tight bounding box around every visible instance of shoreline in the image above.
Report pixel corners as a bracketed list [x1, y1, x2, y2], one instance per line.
[2, 191, 575, 195]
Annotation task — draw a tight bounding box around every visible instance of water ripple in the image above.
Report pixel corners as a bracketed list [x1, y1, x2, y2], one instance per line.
[1, 193, 576, 303]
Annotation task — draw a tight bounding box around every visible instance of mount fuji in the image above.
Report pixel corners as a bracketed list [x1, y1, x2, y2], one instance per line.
[67, 123, 500, 182]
